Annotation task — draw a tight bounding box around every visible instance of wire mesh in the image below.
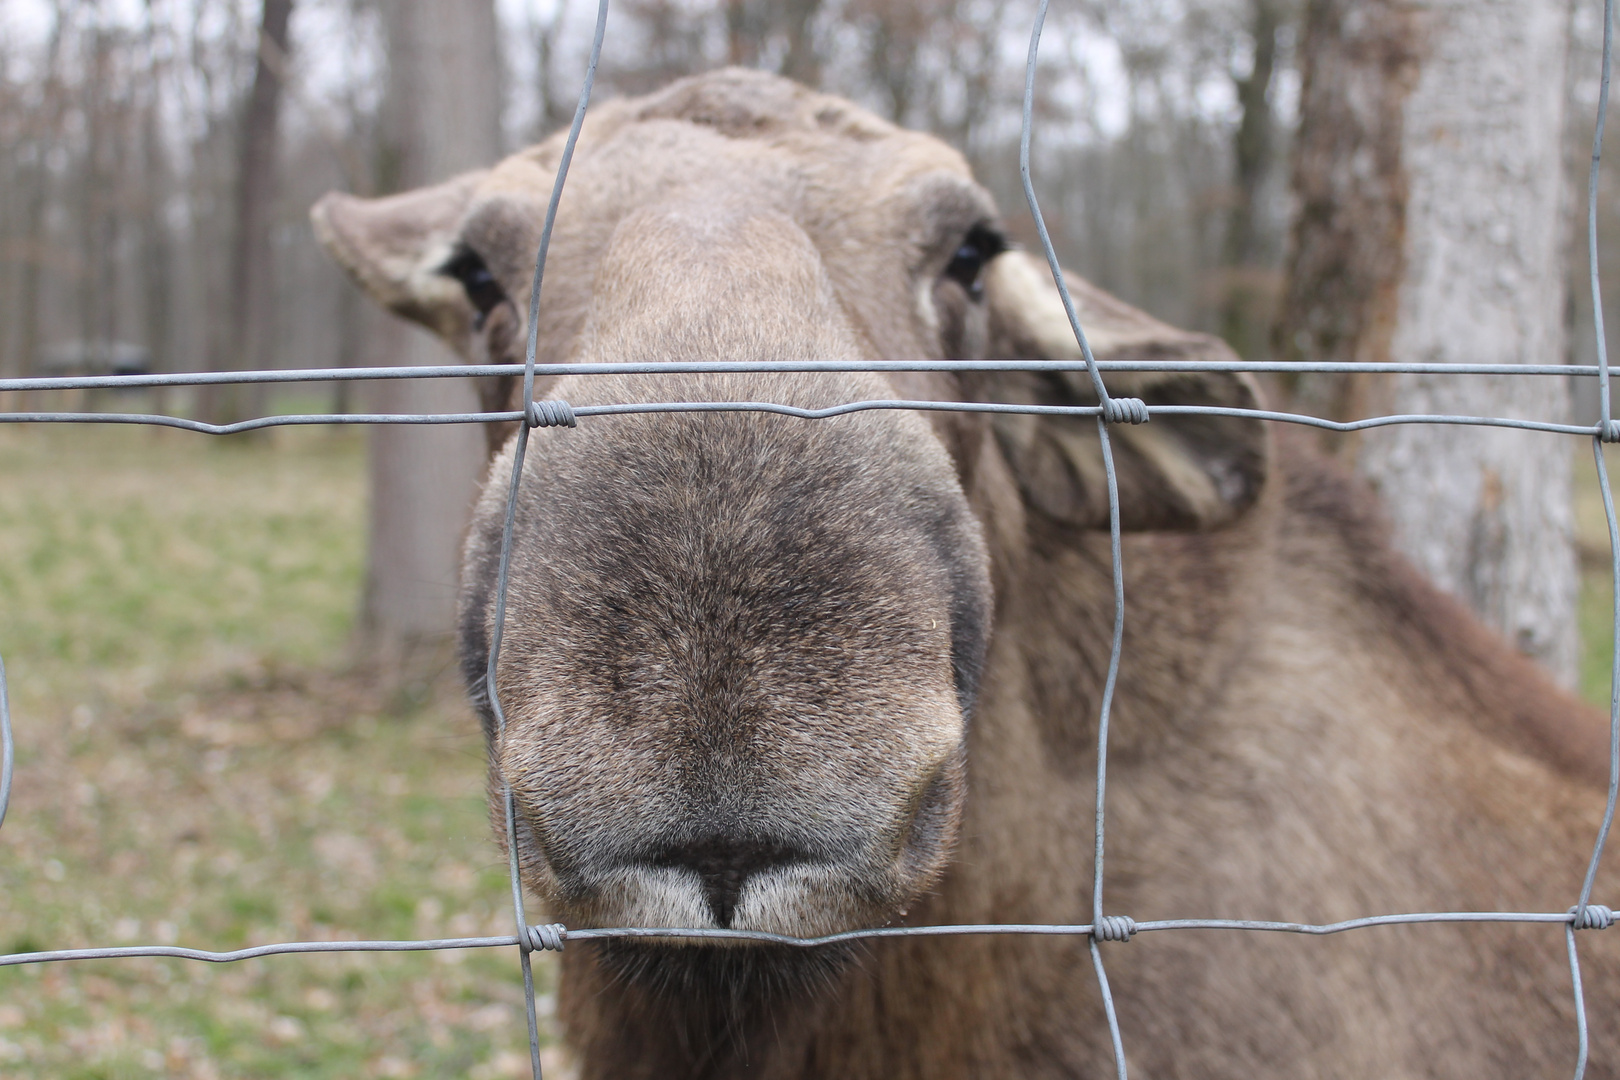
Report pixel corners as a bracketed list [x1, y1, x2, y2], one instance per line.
[2, 0, 1618, 1077]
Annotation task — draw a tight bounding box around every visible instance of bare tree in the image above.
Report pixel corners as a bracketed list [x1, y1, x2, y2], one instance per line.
[1218, 0, 1286, 360]
[0, 0, 383, 406]
[529, 0, 575, 138]
[1278, 0, 1579, 683]
[7, 3, 67, 385]
[201, 0, 294, 426]
[76, 17, 118, 373]
[360, 0, 502, 652]
[602, 0, 834, 100]
[851, 0, 932, 123]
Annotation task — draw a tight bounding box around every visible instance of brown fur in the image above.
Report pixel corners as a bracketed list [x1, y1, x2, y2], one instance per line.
[313, 69, 1619, 1079]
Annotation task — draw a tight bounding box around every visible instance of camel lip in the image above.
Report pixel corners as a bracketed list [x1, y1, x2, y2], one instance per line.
[591, 936, 861, 1007]
[549, 855, 906, 939]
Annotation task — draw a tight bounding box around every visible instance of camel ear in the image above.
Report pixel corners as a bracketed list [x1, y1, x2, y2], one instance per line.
[310, 171, 488, 340]
[977, 251, 1269, 532]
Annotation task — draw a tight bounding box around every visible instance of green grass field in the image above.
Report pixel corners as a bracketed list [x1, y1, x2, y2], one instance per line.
[1574, 443, 1620, 708]
[0, 426, 562, 1080]
[1, 422, 1617, 1079]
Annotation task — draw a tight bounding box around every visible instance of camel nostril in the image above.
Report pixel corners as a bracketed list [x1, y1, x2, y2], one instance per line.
[649, 838, 805, 928]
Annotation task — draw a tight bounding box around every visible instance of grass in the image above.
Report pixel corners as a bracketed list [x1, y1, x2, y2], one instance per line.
[0, 426, 562, 1080]
[1575, 444, 1620, 707]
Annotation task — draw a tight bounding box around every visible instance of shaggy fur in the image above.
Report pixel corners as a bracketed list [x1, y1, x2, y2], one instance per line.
[314, 69, 1619, 1079]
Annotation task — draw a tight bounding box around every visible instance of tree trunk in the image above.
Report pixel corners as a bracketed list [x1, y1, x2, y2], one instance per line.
[362, 0, 501, 653]
[141, 90, 174, 414]
[1217, 0, 1283, 361]
[777, 0, 826, 88]
[1278, 0, 1578, 685]
[202, 0, 293, 426]
[77, 25, 114, 378]
[531, 0, 575, 138]
[12, 7, 66, 387]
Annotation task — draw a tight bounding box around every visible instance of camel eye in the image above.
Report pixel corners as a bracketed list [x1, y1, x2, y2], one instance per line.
[943, 224, 1007, 299]
[441, 246, 507, 324]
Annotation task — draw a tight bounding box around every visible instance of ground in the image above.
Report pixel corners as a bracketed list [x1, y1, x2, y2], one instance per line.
[0, 425, 564, 1080]
[0, 420, 1614, 1079]
[1576, 441, 1620, 706]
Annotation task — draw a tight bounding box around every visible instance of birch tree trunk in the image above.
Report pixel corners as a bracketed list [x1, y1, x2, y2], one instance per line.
[363, 0, 501, 651]
[1279, 0, 1579, 685]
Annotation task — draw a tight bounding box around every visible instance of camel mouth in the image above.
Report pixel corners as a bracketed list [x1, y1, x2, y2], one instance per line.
[591, 936, 860, 1008]
[525, 753, 968, 939]
[643, 836, 814, 929]
[555, 852, 908, 939]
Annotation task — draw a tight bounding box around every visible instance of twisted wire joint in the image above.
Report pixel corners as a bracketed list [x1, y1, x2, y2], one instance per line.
[1092, 914, 1137, 942]
[1571, 904, 1615, 930]
[1101, 397, 1149, 425]
[1600, 418, 1620, 443]
[525, 923, 569, 952]
[526, 399, 578, 429]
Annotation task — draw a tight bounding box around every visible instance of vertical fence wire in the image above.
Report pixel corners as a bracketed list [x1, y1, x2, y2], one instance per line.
[1581, 0, 1620, 920]
[1575, 1, 1620, 1076]
[1020, 1, 1142, 1075]
[482, 2, 611, 1075]
[1594, 0, 1616, 438]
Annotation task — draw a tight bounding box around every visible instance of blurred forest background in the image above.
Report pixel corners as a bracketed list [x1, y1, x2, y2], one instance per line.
[0, 0, 1301, 394]
[0, 0, 1612, 385]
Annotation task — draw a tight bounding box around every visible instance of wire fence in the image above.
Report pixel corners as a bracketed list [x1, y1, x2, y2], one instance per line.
[2, 0, 1618, 1077]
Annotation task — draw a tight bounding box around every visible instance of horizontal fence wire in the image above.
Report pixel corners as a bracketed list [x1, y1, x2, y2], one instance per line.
[2, 0, 1619, 1077]
[1, 359, 1614, 392]
[0, 910, 1609, 971]
[2, 399, 1617, 438]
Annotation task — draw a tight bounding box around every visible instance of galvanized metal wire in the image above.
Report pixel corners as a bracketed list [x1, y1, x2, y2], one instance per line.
[1, 908, 1610, 971]
[2, 0, 1619, 1077]
[1017, 3, 1135, 1069]
[485, 2, 609, 1074]
[6, 400, 1620, 438]
[5, 358, 1618, 393]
